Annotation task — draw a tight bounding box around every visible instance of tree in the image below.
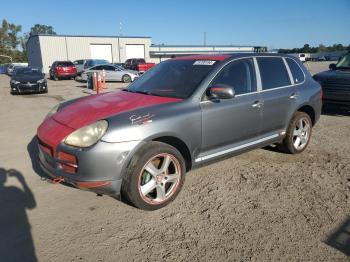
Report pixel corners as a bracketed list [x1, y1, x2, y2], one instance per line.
[0, 19, 27, 63]
[30, 24, 56, 36]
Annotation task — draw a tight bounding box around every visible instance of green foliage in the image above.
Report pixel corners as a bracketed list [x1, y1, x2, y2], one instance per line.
[30, 24, 56, 36]
[0, 20, 56, 64]
[278, 43, 350, 54]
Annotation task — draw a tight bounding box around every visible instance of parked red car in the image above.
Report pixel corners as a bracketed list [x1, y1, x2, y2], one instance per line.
[124, 58, 155, 73]
[49, 61, 77, 80]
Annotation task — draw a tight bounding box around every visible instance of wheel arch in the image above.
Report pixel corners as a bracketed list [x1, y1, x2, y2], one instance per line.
[297, 104, 316, 126]
[152, 136, 192, 171]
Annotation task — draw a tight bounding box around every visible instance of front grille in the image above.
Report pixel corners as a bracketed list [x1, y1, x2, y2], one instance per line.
[322, 79, 350, 92]
[18, 83, 40, 89]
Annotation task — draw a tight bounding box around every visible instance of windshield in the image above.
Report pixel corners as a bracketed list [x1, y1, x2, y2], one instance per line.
[336, 53, 350, 68]
[14, 68, 43, 77]
[127, 59, 217, 99]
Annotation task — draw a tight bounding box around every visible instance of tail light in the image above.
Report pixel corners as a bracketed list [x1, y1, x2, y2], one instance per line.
[58, 151, 78, 174]
[320, 85, 323, 100]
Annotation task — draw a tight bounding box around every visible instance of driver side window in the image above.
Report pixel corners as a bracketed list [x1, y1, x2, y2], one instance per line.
[210, 58, 256, 95]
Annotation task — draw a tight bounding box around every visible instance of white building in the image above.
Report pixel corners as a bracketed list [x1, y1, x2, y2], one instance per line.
[27, 34, 260, 73]
[27, 34, 152, 73]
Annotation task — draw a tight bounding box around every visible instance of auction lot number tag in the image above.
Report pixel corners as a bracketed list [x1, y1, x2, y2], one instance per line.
[193, 60, 216, 65]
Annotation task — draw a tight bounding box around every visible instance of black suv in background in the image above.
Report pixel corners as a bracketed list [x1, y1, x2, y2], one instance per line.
[313, 52, 350, 108]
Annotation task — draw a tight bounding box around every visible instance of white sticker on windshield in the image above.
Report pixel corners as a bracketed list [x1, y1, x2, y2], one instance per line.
[193, 60, 216, 66]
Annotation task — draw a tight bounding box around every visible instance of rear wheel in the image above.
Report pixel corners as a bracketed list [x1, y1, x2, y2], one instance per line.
[121, 142, 185, 210]
[122, 74, 131, 83]
[53, 74, 59, 81]
[278, 111, 312, 154]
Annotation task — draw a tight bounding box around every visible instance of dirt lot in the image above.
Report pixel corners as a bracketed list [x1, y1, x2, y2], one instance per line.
[0, 62, 349, 261]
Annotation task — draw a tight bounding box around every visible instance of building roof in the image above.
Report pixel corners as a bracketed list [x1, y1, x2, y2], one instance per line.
[29, 34, 151, 39]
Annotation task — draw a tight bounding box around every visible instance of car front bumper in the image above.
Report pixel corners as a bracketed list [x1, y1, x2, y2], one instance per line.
[37, 137, 145, 197]
[11, 82, 47, 94]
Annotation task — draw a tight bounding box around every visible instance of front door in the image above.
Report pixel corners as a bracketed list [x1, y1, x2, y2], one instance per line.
[201, 58, 263, 153]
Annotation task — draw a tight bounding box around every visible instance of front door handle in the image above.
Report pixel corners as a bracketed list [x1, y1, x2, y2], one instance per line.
[252, 101, 264, 108]
[290, 93, 299, 99]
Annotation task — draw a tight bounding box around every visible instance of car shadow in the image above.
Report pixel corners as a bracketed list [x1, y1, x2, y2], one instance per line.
[0, 168, 38, 262]
[325, 216, 350, 257]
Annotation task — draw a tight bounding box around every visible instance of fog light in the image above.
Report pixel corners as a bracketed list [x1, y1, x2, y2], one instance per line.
[12, 88, 16, 90]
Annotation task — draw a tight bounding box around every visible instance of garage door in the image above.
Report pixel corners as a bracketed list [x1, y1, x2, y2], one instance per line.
[125, 44, 145, 60]
[90, 44, 112, 62]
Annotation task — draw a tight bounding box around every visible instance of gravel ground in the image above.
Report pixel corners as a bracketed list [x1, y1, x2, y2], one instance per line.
[0, 62, 349, 261]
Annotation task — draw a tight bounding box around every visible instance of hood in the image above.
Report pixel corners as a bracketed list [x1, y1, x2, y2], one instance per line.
[52, 90, 182, 130]
[13, 74, 44, 82]
[314, 69, 350, 81]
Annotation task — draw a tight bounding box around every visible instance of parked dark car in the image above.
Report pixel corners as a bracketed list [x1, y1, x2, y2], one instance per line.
[37, 53, 321, 210]
[124, 58, 155, 73]
[49, 61, 77, 80]
[313, 52, 350, 108]
[10, 67, 47, 94]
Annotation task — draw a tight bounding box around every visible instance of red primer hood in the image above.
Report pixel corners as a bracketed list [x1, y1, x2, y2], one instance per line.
[53, 90, 182, 129]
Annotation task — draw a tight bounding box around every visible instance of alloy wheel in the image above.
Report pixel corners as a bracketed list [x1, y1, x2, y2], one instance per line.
[138, 153, 181, 204]
[292, 117, 311, 150]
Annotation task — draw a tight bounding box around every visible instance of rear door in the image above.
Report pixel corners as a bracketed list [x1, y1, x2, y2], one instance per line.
[257, 57, 297, 135]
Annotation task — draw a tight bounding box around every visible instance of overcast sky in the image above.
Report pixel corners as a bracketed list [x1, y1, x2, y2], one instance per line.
[1, 0, 350, 49]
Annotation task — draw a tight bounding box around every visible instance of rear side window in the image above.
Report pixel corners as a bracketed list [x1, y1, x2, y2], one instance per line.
[286, 58, 305, 84]
[257, 57, 291, 90]
[210, 58, 256, 95]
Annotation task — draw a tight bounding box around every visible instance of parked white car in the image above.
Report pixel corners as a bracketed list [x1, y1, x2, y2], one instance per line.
[81, 64, 139, 83]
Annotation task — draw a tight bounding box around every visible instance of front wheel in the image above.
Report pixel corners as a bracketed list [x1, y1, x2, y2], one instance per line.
[122, 74, 131, 83]
[121, 142, 186, 210]
[278, 112, 312, 154]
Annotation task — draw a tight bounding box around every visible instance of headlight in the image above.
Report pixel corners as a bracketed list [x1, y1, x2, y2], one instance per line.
[37, 79, 46, 83]
[64, 120, 108, 148]
[10, 80, 20, 84]
[45, 104, 60, 120]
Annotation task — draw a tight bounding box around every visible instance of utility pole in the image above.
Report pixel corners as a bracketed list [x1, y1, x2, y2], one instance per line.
[203, 32, 207, 46]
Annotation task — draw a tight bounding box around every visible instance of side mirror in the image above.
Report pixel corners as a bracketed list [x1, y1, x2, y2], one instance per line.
[329, 63, 336, 70]
[207, 84, 235, 100]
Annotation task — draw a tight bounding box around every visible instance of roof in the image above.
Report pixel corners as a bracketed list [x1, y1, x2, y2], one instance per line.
[173, 53, 299, 61]
[174, 54, 231, 61]
[28, 34, 151, 39]
[151, 44, 256, 48]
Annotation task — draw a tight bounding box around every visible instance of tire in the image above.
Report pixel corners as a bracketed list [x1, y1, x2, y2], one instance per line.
[50, 73, 53, 80]
[53, 74, 59, 81]
[278, 111, 312, 154]
[121, 141, 186, 210]
[122, 74, 131, 83]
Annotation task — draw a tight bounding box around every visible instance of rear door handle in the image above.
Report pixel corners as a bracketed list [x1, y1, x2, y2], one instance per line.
[252, 101, 264, 108]
[290, 93, 299, 99]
